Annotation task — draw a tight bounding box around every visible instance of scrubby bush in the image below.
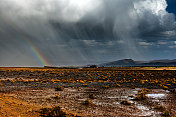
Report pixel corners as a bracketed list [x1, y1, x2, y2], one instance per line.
[115, 83, 121, 87]
[55, 86, 64, 91]
[102, 85, 109, 89]
[53, 94, 60, 100]
[120, 100, 131, 105]
[46, 97, 51, 101]
[173, 88, 176, 93]
[134, 89, 150, 100]
[162, 110, 171, 116]
[40, 106, 66, 117]
[89, 94, 95, 99]
[163, 85, 169, 90]
[154, 105, 166, 111]
[82, 99, 92, 106]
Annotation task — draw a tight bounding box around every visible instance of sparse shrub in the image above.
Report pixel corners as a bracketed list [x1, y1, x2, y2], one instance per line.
[102, 85, 109, 89]
[89, 94, 95, 99]
[162, 110, 171, 116]
[173, 88, 176, 93]
[83, 83, 88, 87]
[53, 94, 60, 100]
[163, 86, 169, 90]
[142, 88, 150, 93]
[154, 105, 166, 111]
[120, 100, 131, 105]
[55, 86, 64, 91]
[134, 89, 149, 100]
[82, 99, 92, 106]
[46, 97, 51, 101]
[0, 81, 5, 86]
[77, 87, 81, 91]
[10, 79, 15, 83]
[40, 106, 66, 117]
[115, 83, 121, 87]
[140, 80, 145, 85]
[128, 95, 133, 98]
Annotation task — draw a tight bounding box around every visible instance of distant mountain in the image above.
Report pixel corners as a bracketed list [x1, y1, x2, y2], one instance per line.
[150, 59, 176, 63]
[99, 59, 176, 67]
[101, 59, 135, 67]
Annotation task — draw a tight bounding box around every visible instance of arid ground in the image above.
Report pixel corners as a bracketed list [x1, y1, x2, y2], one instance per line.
[0, 67, 176, 117]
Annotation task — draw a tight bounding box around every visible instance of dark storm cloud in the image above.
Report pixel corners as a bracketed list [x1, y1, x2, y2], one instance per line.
[137, 11, 176, 40]
[49, 0, 176, 43]
[0, 0, 176, 66]
[50, 21, 114, 41]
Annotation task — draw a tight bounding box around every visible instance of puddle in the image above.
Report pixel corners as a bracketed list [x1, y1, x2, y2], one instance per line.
[107, 96, 119, 99]
[113, 102, 120, 105]
[67, 89, 77, 92]
[78, 98, 87, 101]
[165, 90, 170, 93]
[93, 101, 103, 105]
[135, 104, 161, 117]
[133, 90, 138, 93]
[93, 100, 115, 106]
[107, 96, 128, 99]
[146, 94, 165, 98]
[136, 104, 150, 111]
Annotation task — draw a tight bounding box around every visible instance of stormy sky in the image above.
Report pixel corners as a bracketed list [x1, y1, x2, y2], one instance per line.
[0, 0, 176, 66]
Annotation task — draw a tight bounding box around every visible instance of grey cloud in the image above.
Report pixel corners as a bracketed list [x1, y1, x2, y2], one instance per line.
[0, 0, 176, 66]
[138, 41, 153, 46]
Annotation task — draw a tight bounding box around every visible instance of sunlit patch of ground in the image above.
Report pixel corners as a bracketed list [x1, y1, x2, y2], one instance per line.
[0, 93, 41, 117]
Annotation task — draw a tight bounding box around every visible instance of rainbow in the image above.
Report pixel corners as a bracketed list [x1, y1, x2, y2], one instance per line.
[25, 40, 50, 66]
[1, 17, 50, 66]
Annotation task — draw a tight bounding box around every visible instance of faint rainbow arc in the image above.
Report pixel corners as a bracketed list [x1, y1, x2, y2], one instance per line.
[25, 40, 50, 66]
[17, 33, 50, 66]
[1, 17, 50, 66]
